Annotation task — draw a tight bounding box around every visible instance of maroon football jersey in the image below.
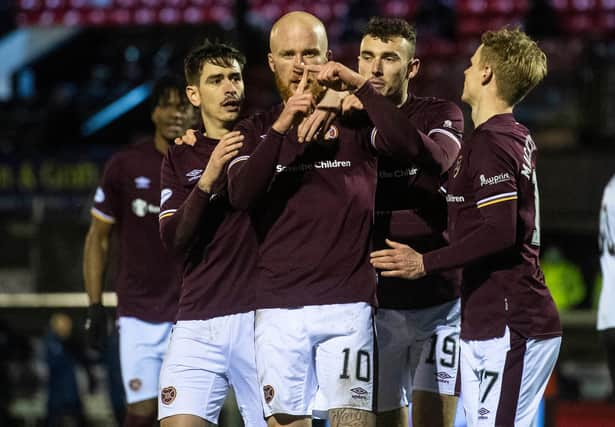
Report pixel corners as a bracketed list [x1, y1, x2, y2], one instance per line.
[227, 104, 386, 309]
[91, 140, 179, 322]
[423, 114, 561, 340]
[159, 133, 258, 321]
[356, 89, 464, 309]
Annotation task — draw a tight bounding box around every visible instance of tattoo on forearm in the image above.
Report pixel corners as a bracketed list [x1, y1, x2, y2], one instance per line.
[329, 408, 375, 427]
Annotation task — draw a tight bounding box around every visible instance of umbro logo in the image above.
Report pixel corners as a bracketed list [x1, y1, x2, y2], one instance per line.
[478, 407, 490, 416]
[350, 387, 367, 395]
[260, 134, 267, 140]
[436, 372, 454, 380]
[186, 169, 203, 182]
[134, 176, 151, 189]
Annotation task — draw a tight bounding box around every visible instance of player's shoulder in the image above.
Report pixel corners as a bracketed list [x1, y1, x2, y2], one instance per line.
[605, 174, 615, 198]
[235, 104, 282, 132]
[410, 95, 464, 132]
[110, 139, 155, 164]
[413, 95, 463, 117]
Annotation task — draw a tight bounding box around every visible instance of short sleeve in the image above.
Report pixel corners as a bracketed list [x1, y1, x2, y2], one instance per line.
[91, 155, 122, 224]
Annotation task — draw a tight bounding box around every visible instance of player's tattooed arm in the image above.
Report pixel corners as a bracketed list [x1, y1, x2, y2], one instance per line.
[329, 408, 376, 427]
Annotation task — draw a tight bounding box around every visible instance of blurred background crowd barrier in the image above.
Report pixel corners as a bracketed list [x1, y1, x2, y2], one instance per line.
[0, 0, 614, 425]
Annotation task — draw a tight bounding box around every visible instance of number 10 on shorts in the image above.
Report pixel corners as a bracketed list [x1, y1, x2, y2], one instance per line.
[340, 348, 371, 382]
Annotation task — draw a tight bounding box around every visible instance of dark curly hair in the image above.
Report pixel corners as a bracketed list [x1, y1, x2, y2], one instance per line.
[184, 39, 246, 86]
[364, 17, 417, 57]
[150, 74, 190, 112]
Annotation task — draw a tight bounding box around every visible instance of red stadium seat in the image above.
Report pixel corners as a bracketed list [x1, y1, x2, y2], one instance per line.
[562, 13, 594, 32]
[134, 7, 157, 24]
[109, 8, 132, 24]
[487, 0, 515, 14]
[183, 7, 206, 23]
[62, 9, 83, 25]
[599, 0, 615, 10]
[19, 0, 41, 11]
[457, 16, 483, 36]
[549, 0, 570, 12]
[596, 12, 615, 30]
[457, 0, 488, 16]
[570, 0, 596, 11]
[115, 0, 138, 8]
[44, 0, 66, 10]
[158, 7, 182, 24]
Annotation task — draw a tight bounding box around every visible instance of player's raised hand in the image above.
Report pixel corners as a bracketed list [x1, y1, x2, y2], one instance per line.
[272, 67, 315, 134]
[297, 89, 345, 143]
[174, 128, 198, 146]
[198, 131, 244, 193]
[342, 94, 364, 115]
[370, 239, 426, 280]
[304, 62, 367, 92]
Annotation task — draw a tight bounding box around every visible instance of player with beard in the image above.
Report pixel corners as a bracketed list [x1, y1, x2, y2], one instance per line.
[156, 40, 266, 427]
[84, 75, 196, 427]
[371, 28, 562, 427]
[225, 10, 433, 427]
[304, 17, 464, 427]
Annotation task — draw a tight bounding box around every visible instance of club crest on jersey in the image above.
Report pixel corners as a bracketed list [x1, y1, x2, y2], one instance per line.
[161, 386, 176, 405]
[324, 125, 339, 141]
[134, 176, 151, 189]
[186, 169, 203, 182]
[263, 385, 275, 404]
[94, 187, 105, 203]
[129, 378, 142, 391]
[453, 155, 463, 178]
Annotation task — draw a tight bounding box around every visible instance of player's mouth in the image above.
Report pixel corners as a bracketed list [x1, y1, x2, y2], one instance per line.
[221, 98, 241, 112]
[165, 122, 184, 133]
[369, 79, 386, 91]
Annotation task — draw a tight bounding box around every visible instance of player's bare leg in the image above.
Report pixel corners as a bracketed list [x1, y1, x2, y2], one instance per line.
[376, 407, 406, 427]
[412, 391, 458, 427]
[124, 399, 157, 427]
[329, 408, 376, 427]
[266, 414, 311, 427]
[161, 414, 213, 427]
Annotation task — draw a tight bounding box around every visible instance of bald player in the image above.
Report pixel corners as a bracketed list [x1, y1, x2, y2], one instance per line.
[372, 28, 561, 427]
[226, 11, 424, 427]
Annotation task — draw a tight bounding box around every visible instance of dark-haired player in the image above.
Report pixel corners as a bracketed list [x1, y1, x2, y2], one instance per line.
[83, 75, 196, 427]
[306, 17, 464, 427]
[371, 28, 561, 426]
[156, 40, 265, 427]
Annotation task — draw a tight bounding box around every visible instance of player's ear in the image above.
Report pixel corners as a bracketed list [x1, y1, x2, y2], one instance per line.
[481, 64, 493, 86]
[407, 57, 420, 80]
[185, 85, 201, 107]
[267, 52, 276, 73]
[326, 49, 332, 61]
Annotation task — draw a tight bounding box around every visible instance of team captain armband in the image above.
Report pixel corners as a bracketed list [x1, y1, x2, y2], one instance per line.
[159, 209, 177, 220]
[476, 192, 518, 208]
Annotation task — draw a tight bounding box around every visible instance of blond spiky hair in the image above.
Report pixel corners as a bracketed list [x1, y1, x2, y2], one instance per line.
[480, 28, 547, 106]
